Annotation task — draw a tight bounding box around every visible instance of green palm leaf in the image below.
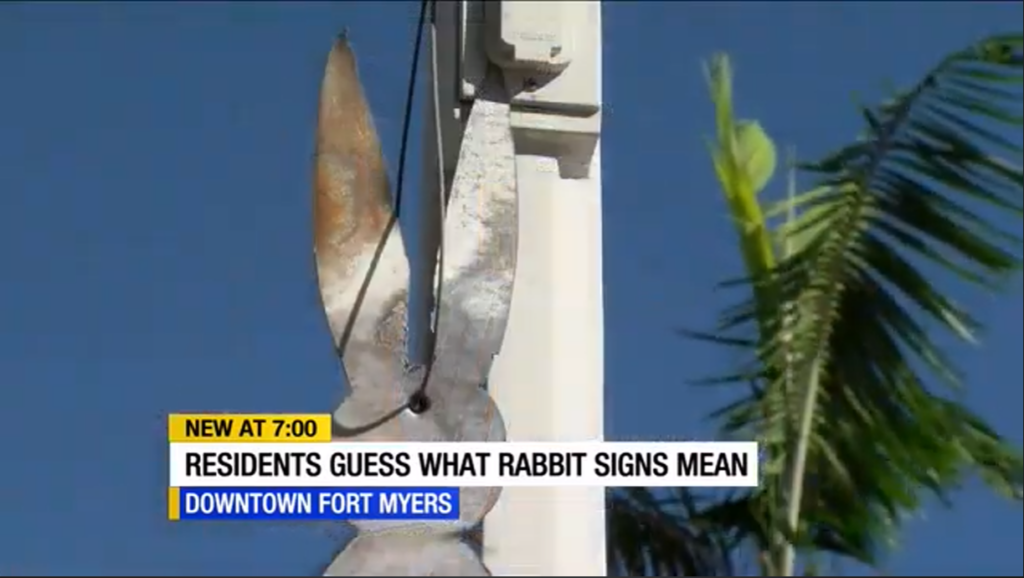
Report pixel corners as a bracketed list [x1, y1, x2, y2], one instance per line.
[690, 33, 1023, 574]
[607, 488, 735, 576]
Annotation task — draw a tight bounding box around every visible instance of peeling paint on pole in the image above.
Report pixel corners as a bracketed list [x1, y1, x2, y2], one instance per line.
[313, 37, 517, 575]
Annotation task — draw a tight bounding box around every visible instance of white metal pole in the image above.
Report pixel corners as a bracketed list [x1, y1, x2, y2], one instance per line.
[471, 2, 608, 574]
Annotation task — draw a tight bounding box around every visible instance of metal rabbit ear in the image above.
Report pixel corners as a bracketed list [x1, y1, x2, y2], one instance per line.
[314, 36, 517, 575]
[313, 36, 415, 433]
[427, 73, 517, 423]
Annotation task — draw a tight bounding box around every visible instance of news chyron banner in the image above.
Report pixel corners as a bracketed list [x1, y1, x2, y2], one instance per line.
[168, 413, 759, 522]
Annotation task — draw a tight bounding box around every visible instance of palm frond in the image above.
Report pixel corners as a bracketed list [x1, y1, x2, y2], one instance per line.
[607, 488, 734, 576]
[694, 32, 1023, 573]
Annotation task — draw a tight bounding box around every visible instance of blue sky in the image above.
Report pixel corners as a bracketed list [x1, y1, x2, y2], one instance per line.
[0, 2, 1020, 575]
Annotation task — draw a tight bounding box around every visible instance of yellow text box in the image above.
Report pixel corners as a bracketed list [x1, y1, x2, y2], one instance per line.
[167, 413, 332, 442]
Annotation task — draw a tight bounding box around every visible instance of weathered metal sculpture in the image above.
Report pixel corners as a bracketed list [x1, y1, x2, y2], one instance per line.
[313, 36, 517, 575]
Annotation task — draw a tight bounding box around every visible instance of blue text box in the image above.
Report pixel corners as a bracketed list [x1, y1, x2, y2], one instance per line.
[176, 487, 459, 521]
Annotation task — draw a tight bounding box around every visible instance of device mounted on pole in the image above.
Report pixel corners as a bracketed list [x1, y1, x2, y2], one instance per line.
[462, 1, 601, 178]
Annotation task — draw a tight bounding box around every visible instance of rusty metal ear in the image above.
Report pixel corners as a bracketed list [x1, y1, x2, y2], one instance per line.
[313, 36, 410, 409]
